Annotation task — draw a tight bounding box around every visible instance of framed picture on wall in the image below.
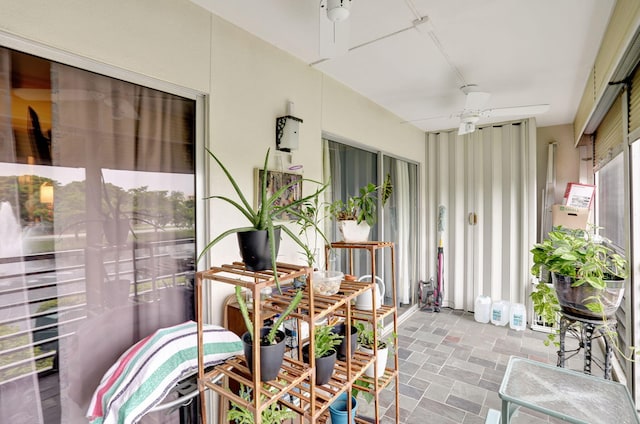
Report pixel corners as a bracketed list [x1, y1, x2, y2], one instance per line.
[254, 169, 303, 220]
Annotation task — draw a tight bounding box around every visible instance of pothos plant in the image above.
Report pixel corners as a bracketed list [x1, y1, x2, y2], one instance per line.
[531, 227, 628, 312]
[530, 227, 628, 290]
[530, 226, 629, 346]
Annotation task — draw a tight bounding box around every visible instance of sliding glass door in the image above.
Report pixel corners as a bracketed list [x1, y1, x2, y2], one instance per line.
[0, 46, 198, 423]
[323, 139, 420, 313]
[383, 155, 419, 311]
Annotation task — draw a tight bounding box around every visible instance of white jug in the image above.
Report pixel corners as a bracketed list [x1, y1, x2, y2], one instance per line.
[509, 303, 527, 331]
[356, 275, 385, 310]
[491, 300, 510, 326]
[474, 295, 492, 324]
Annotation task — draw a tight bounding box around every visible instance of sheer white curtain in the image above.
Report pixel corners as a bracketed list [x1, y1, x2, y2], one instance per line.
[324, 139, 419, 309]
[51, 63, 194, 424]
[0, 48, 45, 424]
[394, 161, 410, 304]
[323, 139, 378, 274]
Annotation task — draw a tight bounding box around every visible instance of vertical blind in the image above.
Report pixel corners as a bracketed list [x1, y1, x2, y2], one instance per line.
[629, 66, 640, 134]
[594, 92, 623, 166]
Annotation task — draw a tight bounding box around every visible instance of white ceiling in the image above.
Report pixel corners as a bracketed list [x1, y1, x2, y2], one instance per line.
[190, 0, 615, 133]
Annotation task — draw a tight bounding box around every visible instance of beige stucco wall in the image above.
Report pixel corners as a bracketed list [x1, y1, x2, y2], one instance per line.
[535, 124, 580, 240]
[0, 0, 211, 92]
[208, 15, 426, 311]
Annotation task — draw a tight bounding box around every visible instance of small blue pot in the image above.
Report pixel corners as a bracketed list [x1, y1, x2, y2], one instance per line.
[328, 392, 357, 424]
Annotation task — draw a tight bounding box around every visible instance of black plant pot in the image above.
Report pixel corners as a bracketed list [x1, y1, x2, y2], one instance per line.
[237, 228, 281, 271]
[332, 323, 358, 360]
[242, 328, 285, 382]
[302, 344, 337, 385]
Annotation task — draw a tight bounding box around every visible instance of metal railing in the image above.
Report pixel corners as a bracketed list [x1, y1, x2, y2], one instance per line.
[0, 238, 195, 385]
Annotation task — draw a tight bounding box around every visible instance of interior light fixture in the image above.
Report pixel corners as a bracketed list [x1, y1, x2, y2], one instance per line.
[326, 0, 352, 23]
[276, 101, 303, 152]
[40, 182, 54, 204]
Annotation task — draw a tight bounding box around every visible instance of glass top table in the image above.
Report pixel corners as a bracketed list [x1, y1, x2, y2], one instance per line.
[499, 356, 639, 424]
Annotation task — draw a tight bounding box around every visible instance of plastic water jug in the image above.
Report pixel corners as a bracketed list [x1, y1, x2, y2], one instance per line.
[509, 303, 527, 331]
[474, 295, 492, 323]
[491, 300, 510, 326]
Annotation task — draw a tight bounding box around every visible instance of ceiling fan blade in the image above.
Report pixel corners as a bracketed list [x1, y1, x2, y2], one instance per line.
[464, 91, 491, 111]
[319, 3, 350, 58]
[401, 113, 451, 124]
[481, 104, 550, 118]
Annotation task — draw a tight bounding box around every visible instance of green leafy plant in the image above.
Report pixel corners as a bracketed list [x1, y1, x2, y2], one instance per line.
[354, 321, 395, 350]
[235, 285, 303, 345]
[227, 384, 296, 424]
[328, 174, 393, 226]
[530, 226, 628, 315]
[351, 378, 374, 404]
[198, 148, 329, 291]
[530, 226, 630, 347]
[295, 192, 329, 267]
[530, 280, 560, 346]
[313, 324, 343, 358]
[531, 226, 628, 289]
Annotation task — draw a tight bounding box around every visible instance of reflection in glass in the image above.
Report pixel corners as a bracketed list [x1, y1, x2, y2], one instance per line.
[0, 46, 196, 423]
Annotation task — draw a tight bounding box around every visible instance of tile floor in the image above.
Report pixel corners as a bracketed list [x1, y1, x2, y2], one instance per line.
[356, 307, 591, 424]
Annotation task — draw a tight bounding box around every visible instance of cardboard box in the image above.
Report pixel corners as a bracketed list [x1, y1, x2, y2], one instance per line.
[563, 183, 595, 209]
[552, 205, 589, 230]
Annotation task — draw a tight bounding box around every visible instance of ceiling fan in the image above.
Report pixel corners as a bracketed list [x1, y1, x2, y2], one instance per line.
[455, 85, 550, 135]
[315, 1, 433, 64]
[318, 0, 353, 59]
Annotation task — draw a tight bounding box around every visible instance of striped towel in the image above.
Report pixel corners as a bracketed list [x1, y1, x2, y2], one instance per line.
[87, 321, 242, 424]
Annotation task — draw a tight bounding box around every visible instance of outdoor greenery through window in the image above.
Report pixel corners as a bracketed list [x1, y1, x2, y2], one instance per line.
[0, 46, 197, 423]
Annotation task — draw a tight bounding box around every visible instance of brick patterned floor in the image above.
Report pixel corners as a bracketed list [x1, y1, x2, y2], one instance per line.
[354, 308, 590, 424]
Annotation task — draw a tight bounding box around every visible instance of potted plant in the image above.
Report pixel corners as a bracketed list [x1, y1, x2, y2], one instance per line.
[354, 321, 395, 379]
[331, 321, 358, 361]
[328, 174, 392, 242]
[302, 324, 343, 385]
[235, 285, 303, 382]
[295, 192, 329, 268]
[530, 226, 628, 322]
[227, 384, 296, 424]
[198, 148, 329, 292]
[328, 392, 358, 424]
